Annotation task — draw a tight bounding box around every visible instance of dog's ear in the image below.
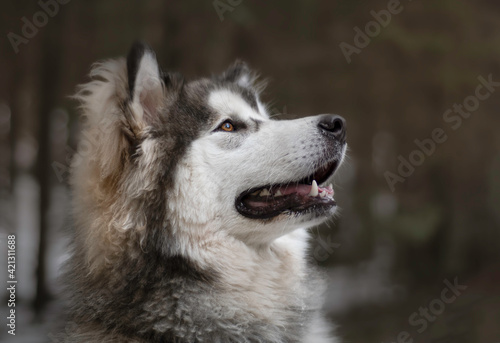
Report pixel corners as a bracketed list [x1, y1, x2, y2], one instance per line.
[221, 60, 255, 88]
[163, 71, 185, 94]
[221, 60, 266, 94]
[127, 41, 165, 128]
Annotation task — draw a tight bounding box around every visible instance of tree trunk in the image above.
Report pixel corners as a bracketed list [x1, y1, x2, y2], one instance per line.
[34, 13, 64, 319]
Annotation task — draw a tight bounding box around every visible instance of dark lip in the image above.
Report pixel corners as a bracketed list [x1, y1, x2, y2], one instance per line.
[236, 193, 336, 220]
[235, 158, 340, 220]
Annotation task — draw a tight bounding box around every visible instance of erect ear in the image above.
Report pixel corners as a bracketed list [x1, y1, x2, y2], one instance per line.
[221, 60, 266, 95]
[127, 41, 164, 128]
[221, 60, 255, 88]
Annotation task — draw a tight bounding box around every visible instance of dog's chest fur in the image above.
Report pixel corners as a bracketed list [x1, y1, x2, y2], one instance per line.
[64, 227, 329, 343]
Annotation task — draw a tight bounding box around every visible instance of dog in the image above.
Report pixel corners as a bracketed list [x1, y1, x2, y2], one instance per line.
[61, 41, 347, 342]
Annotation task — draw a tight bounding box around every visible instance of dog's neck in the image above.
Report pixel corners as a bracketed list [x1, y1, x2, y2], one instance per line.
[68, 223, 322, 342]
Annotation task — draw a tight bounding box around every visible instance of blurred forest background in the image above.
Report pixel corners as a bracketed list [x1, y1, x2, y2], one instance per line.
[1, 0, 500, 342]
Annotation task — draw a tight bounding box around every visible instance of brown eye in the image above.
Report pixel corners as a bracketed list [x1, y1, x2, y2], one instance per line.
[221, 121, 235, 132]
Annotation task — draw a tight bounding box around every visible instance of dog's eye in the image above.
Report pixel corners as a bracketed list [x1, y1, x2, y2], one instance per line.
[220, 121, 235, 132]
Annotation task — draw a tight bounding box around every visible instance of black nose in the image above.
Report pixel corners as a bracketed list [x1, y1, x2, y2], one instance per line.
[318, 114, 346, 143]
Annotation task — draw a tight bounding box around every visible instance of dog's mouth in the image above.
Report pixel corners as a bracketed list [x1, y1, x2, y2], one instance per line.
[236, 160, 339, 220]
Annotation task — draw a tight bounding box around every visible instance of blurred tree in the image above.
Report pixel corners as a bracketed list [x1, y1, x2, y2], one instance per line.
[33, 5, 65, 318]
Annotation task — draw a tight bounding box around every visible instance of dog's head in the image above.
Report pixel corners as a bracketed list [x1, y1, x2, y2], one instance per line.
[72, 42, 347, 255]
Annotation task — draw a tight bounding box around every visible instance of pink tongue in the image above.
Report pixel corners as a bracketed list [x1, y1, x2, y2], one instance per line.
[279, 184, 311, 196]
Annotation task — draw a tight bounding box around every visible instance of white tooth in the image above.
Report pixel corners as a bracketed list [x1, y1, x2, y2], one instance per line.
[309, 180, 319, 197]
[260, 189, 271, 196]
[276, 189, 283, 196]
[329, 183, 333, 191]
[320, 191, 326, 198]
[251, 191, 260, 196]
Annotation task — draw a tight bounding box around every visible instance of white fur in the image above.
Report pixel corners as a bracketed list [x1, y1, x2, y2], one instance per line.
[170, 89, 339, 244]
[70, 57, 344, 342]
[166, 88, 344, 341]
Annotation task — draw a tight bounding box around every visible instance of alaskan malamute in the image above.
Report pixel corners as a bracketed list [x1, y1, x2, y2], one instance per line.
[63, 42, 346, 342]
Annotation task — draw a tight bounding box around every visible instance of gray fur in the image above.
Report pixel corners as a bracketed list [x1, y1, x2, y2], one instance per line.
[61, 42, 341, 343]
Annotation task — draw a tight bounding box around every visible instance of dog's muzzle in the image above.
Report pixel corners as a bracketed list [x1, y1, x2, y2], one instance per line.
[235, 114, 347, 220]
